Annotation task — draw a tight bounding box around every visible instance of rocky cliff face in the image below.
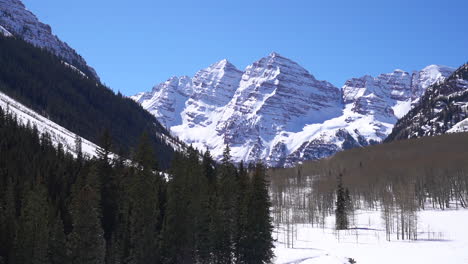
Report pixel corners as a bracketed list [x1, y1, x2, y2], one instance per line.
[134, 54, 455, 167]
[386, 63, 468, 141]
[342, 65, 455, 120]
[0, 0, 98, 79]
[182, 59, 243, 129]
[133, 76, 193, 128]
[212, 53, 342, 162]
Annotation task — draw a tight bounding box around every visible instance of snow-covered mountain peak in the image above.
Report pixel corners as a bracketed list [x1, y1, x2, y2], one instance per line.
[254, 52, 308, 73]
[269, 51, 281, 57]
[191, 60, 242, 99]
[421, 64, 454, 74]
[417, 64, 456, 89]
[343, 65, 455, 106]
[392, 69, 407, 73]
[210, 58, 236, 69]
[134, 57, 455, 167]
[131, 76, 193, 128]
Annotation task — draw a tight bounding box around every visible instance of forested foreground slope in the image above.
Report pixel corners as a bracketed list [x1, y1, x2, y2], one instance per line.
[0, 107, 275, 264]
[0, 35, 177, 168]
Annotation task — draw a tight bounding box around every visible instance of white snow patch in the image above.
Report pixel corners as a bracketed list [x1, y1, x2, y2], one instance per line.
[447, 118, 468, 133]
[392, 100, 412, 119]
[0, 25, 12, 37]
[62, 61, 88, 78]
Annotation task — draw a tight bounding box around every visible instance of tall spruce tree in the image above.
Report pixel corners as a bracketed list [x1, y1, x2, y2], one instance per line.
[212, 145, 238, 264]
[239, 162, 275, 264]
[96, 129, 119, 263]
[234, 161, 249, 263]
[161, 147, 203, 264]
[335, 173, 349, 230]
[127, 133, 162, 264]
[48, 213, 69, 264]
[0, 178, 16, 264]
[201, 150, 218, 263]
[186, 147, 211, 264]
[68, 165, 105, 264]
[14, 183, 50, 264]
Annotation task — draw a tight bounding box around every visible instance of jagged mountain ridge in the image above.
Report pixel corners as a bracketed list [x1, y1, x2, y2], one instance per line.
[133, 53, 454, 167]
[386, 63, 468, 141]
[0, 0, 99, 79]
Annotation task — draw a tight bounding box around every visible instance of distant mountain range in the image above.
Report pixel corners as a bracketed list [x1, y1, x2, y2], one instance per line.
[133, 53, 456, 167]
[1, 0, 466, 168]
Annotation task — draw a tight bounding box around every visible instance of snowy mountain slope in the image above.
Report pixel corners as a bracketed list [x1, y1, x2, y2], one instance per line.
[386, 63, 468, 141]
[0, 90, 101, 158]
[212, 53, 343, 162]
[132, 76, 193, 128]
[342, 65, 455, 119]
[134, 54, 454, 167]
[0, 0, 98, 79]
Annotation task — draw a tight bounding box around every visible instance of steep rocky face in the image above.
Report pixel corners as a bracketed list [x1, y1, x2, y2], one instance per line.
[343, 70, 412, 104]
[214, 52, 342, 162]
[182, 59, 243, 129]
[273, 65, 455, 167]
[0, 0, 98, 79]
[134, 54, 455, 167]
[342, 65, 455, 120]
[221, 53, 341, 137]
[386, 63, 468, 141]
[132, 76, 193, 128]
[411, 65, 456, 102]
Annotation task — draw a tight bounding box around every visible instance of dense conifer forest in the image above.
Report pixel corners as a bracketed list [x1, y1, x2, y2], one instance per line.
[0, 35, 175, 168]
[0, 105, 274, 263]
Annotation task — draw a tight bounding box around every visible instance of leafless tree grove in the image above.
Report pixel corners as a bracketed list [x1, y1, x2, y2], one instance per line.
[269, 132, 468, 243]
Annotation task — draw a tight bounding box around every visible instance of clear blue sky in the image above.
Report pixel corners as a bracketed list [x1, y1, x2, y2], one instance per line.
[23, 0, 467, 96]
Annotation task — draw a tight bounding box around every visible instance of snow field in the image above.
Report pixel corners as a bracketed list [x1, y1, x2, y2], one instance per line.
[273, 208, 468, 264]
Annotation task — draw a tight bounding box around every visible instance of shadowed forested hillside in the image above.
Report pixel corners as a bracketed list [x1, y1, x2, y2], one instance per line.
[0, 35, 176, 168]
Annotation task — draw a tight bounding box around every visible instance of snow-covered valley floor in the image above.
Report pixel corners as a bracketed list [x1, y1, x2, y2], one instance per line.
[273, 208, 468, 264]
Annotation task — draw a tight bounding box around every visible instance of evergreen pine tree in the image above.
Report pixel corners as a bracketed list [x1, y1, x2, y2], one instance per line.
[161, 148, 202, 264]
[234, 161, 249, 263]
[127, 133, 161, 264]
[335, 174, 349, 230]
[240, 162, 275, 264]
[74, 135, 82, 161]
[96, 129, 112, 166]
[68, 165, 105, 264]
[0, 178, 16, 263]
[48, 213, 69, 264]
[202, 149, 216, 189]
[212, 145, 237, 264]
[15, 183, 50, 264]
[96, 129, 119, 259]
